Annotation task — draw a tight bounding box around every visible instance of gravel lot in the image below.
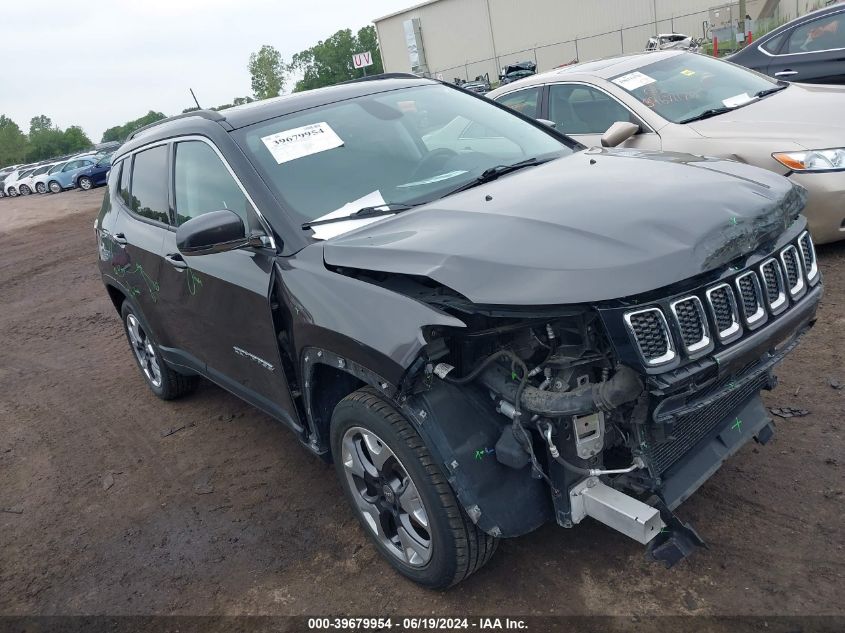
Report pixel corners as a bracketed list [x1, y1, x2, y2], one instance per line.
[0, 190, 843, 617]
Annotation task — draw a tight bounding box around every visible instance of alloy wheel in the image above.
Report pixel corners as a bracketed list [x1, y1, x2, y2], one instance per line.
[341, 426, 432, 567]
[36, 182, 46, 194]
[49, 181, 61, 193]
[8, 187, 17, 197]
[125, 313, 162, 387]
[20, 185, 30, 195]
[79, 177, 92, 190]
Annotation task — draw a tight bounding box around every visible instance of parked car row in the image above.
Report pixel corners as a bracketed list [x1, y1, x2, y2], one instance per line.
[0, 152, 113, 199]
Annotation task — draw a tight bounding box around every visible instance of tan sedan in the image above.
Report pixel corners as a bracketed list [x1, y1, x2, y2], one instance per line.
[487, 50, 845, 244]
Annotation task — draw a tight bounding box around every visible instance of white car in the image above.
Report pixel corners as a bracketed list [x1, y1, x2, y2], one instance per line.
[31, 161, 65, 194]
[16, 163, 54, 195]
[3, 166, 37, 197]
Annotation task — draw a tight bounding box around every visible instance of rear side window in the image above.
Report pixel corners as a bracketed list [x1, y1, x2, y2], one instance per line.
[495, 87, 541, 118]
[130, 145, 170, 224]
[118, 160, 131, 206]
[786, 12, 845, 53]
[173, 141, 253, 227]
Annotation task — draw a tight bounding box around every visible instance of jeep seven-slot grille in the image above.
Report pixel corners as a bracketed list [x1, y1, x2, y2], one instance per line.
[623, 233, 817, 367]
[674, 299, 702, 346]
[708, 285, 736, 332]
[799, 231, 818, 283]
[737, 274, 759, 315]
[626, 309, 671, 363]
[782, 247, 799, 288]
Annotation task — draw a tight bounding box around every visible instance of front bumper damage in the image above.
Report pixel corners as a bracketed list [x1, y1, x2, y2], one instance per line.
[551, 284, 820, 566]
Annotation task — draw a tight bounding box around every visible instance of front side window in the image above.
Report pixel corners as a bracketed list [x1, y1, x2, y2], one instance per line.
[786, 12, 845, 53]
[173, 141, 254, 227]
[760, 32, 787, 54]
[610, 53, 777, 123]
[495, 87, 542, 118]
[129, 146, 169, 224]
[549, 84, 635, 134]
[236, 83, 571, 226]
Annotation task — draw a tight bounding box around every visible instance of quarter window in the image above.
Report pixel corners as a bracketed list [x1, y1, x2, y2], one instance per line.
[130, 145, 170, 225]
[118, 160, 131, 206]
[786, 12, 845, 53]
[173, 141, 254, 227]
[495, 88, 541, 118]
[549, 84, 635, 135]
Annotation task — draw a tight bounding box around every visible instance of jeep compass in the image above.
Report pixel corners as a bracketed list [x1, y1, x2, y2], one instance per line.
[96, 75, 822, 588]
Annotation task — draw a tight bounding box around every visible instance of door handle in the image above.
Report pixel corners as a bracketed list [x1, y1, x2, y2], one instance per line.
[774, 70, 798, 77]
[111, 232, 128, 245]
[165, 253, 188, 270]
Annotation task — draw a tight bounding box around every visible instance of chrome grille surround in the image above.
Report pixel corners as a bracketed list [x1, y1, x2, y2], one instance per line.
[798, 231, 819, 285]
[669, 296, 711, 355]
[759, 258, 788, 315]
[705, 283, 742, 343]
[622, 233, 818, 366]
[623, 307, 676, 366]
[780, 245, 806, 299]
[734, 271, 767, 329]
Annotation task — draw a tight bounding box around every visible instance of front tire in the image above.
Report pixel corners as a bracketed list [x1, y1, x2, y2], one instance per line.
[120, 301, 198, 400]
[48, 181, 61, 194]
[331, 387, 498, 588]
[78, 176, 93, 191]
[19, 185, 31, 195]
[36, 182, 47, 194]
[7, 187, 17, 197]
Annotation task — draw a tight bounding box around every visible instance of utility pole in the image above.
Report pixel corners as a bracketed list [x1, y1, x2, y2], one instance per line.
[739, 0, 747, 47]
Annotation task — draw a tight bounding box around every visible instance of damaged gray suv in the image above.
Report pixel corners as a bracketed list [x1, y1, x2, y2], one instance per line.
[97, 74, 822, 588]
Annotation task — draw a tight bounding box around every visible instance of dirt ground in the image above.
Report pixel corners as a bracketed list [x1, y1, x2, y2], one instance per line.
[0, 190, 843, 617]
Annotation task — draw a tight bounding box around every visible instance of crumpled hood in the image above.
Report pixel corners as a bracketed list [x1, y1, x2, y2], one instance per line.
[688, 83, 845, 148]
[322, 148, 805, 305]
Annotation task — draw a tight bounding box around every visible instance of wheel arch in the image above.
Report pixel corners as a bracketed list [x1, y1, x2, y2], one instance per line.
[104, 282, 127, 314]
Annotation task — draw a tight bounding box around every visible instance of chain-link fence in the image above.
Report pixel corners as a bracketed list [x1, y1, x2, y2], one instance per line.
[432, 0, 831, 84]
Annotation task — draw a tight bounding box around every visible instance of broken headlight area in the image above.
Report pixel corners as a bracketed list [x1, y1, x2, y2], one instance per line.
[410, 305, 693, 558]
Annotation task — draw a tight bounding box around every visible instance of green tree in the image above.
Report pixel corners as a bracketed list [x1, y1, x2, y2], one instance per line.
[101, 111, 166, 143]
[29, 114, 53, 136]
[290, 26, 384, 92]
[0, 115, 28, 165]
[248, 45, 286, 99]
[62, 126, 92, 154]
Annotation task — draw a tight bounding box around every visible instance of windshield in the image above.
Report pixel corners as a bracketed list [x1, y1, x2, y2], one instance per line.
[236, 83, 573, 225]
[610, 53, 778, 123]
[32, 165, 50, 176]
[48, 163, 66, 174]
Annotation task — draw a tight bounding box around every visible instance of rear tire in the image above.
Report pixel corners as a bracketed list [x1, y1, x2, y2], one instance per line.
[36, 182, 47, 194]
[19, 185, 31, 195]
[78, 176, 93, 191]
[120, 301, 198, 400]
[330, 387, 498, 588]
[48, 181, 61, 194]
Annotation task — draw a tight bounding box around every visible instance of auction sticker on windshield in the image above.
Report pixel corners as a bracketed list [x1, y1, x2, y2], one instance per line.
[612, 71, 656, 91]
[261, 122, 344, 164]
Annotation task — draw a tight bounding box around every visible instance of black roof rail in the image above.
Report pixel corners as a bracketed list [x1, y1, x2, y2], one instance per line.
[340, 72, 428, 85]
[127, 109, 227, 141]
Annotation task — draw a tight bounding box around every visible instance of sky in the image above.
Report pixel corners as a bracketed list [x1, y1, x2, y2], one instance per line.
[0, 0, 409, 143]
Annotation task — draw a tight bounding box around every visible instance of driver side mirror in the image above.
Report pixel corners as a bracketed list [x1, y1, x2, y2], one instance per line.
[601, 121, 639, 148]
[176, 209, 259, 256]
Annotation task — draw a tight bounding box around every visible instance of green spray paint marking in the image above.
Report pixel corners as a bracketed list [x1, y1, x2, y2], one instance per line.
[114, 263, 160, 303]
[732, 418, 742, 432]
[728, 216, 738, 226]
[474, 448, 495, 461]
[186, 267, 203, 296]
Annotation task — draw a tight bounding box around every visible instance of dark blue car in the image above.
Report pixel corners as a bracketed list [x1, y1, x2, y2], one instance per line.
[74, 153, 113, 191]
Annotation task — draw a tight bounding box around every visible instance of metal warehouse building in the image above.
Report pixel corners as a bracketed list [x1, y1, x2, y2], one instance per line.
[373, 0, 815, 83]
